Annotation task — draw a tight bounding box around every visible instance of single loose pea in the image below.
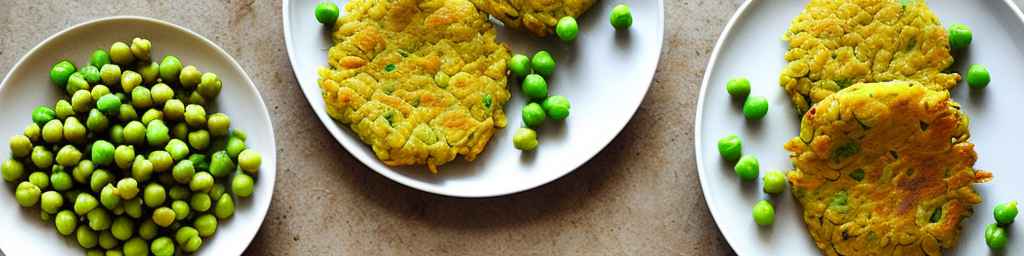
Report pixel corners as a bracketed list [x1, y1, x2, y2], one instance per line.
[123, 121, 145, 145]
[734, 155, 759, 182]
[115, 145, 136, 170]
[123, 237, 147, 256]
[948, 23, 972, 50]
[29, 171, 49, 189]
[150, 236, 174, 256]
[55, 210, 78, 236]
[130, 38, 151, 60]
[743, 96, 769, 120]
[238, 149, 262, 173]
[73, 160, 95, 184]
[226, 137, 247, 159]
[986, 223, 1008, 249]
[194, 214, 218, 237]
[87, 207, 112, 230]
[556, 16, 579, 42]
[521, 74, 548, 100]
[718, 134, 743, 162]
[233, 172, 255, 197]
[41, 190, 64, 214]
[508, 54, 531, 78]
[726, 77, 751, 98]
[763, 170, 786, 194]
[541, 95, 570, 120]
[24, 123, 41, 142]
[91, 85, 111, 101]
[531, 51, 556, 77]
[171, 200, 190, 220]
[150, 83, 173, 105]
[120, 70, 142, 93]
[96, 94, 121, 114]
[209, 151, 234, 177]
[188, 130, 211, 151]
[173, 160, 196, 184]
[752, 200, 775, 226]
[80, 65, 102, 85]
[63, 117, 87, 143]
[9, 134, 32, 157]
[207, 113, 231, 137]
[32, 106, 57, 126]
[152, 207, 176, 227]
[92, 140, 115, 166]
[51, 169, 72, 191]
[163, 99, 185, 121]
[31, 146, 54, 169]
[198, 72, 222, 100]
[141, 109, 163, 126]
[994, 201, 1018, 225]
[512, 127, 539, 151]
[91, 50, 111, 67]
[100, 64, 121, 86]
[179, 65, 202, 89]
[131, 156, 154, 182]
[159, 56, 183, 83]
[147, 120, 171, 147]
[100, 184, 121, 209]
[75, 193, 99, 215]
[56, 145, 83, 167]
[214, 194, 235, 219]
[116, 178, 139, 200]
[87, 109, 110, 132]
[967, 64, 990, 89]
[2, 159, 25, 182]
[190, 172, 214, 192]
[149, 151, 174, 173]
[184, 104, 207, 127]
[521, 102, 546, 128]
[131, 86, 153, 109]
[110, 42, 135, 65]
[50, 60, 77, 88]
[55, 99, 74, 119]
[144, 183, 166, 207]
[610, 4, 633, 29]
[191, 193, 212, 212]
[15, 182, 41, 207]
[315, 1, 341, 25]
[90, 169, 113, 192]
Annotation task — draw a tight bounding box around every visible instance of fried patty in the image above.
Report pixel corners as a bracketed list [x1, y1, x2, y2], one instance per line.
[318, 0, 511, 172]
[780, 0, 960, 114]
[785, 81, 990, 255]
[470, 0, 596, 37]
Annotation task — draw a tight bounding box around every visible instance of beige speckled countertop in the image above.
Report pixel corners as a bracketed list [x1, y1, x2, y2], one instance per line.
[1, 0, 743, 255]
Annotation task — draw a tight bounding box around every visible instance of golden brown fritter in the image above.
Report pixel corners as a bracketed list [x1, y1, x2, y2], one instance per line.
[780, 0, 960, 114]
[471, 0, 596, 37]
[786, 81, 990, 255]
[318, 0, 511, 173]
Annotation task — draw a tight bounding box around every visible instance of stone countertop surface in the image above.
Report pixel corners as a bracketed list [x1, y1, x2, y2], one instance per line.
[0, 0, 745, 255]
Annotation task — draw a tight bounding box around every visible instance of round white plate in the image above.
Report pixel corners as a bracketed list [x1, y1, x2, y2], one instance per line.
[696, 0, 1024, 255]
[0, 16, 276, 255]
[283, 1, 664, 197]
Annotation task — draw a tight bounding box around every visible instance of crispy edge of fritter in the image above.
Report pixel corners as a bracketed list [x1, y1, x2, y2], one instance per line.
[470, 0, 596, 37]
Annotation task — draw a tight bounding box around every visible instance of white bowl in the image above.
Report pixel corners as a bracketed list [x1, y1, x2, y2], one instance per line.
[283, 0, 665, 197]
[0, 16, 276, 255]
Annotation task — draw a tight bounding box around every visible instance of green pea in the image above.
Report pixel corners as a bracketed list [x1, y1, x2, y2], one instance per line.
[742, 96, 769, 120]
[131, 86, 153, 109]
[173, 160, 196, 184]
[541, 95, 570, 120]
[55, 209, 78, 235]
[207, 113, 231, 137]
[967, 64, 990, 89]
[87, 109, 110, 132]
[209, 184, 226, 201]
[238, 148, 264, 174]
[143, 183, 166, 207]
[159, 56, 183, 83]
[171, 200, 190, 221]
[24, 123, 42, 142]
[50, 169, 73, 191]
[190, 172, 214, 192]
[521, 102, 546, 128]
[118, 104, 138, 123]
[42, 119, 65, 144]
[110, 216, 134, 240]
[762, 170, 787, 194]
[179, 65, 202, 89]
[40, 190, 63, 213]
[146, 151, 172, 173]
[107, 126, 124, 146]
[87, 207, 112, 230]
[531, 51, 556, 77]
[90, 140, 115, 166]
[209, 151, 235, 177]
[100, 64, 121, 86]
[169, 185, 191, 200]
[610, 4, 633, 29]
[91, 49, 111, 67]
[508, 54, 531, 78]
[55, 99, 74, 119]
[74, 193, 99, 215]
[195, 213, 218, 237]
[184, 104, 207, 127]
[123, 197, 143, 218]
[521, 74, 548, 100]
[54, 145, 81, 166]
[226, 137, 247, 159]
[119, 122, 141, 146]
[315, 1, 340, 24]
[182, 235, 202, 253]
[188, 92, 208, 107]
[100, 184, 121, 209]
[434, 71, 450, 88]
[948, 23, 972, 50]
[152, 207, 176, 227]
[994, 201, 1018, 225]
[166, 139, 190, 161]
[147, 120, 171, 147]
[9, 134, 32, 158]
[32, 106, 57, 126]
[77, 225, 99, 248]
[214, 194, 235, 219]
[163, 99, 185, 121]
[555, 16, 579, 42]
[986, 223, 1008, 249]
[734, 155, 759, 182]
[66, 72, 91, 94]
[147, 236, 173, 256]
[63, 117, 87, 143]
[198, 72, 223, 99]
[717, 134, 743, 162]
[122, 237, 147, 256]
[72, 160, 95, 184]
[138, 219, 158, 240]
[50, 60, 77, 88]
[120, 70, 142, 93]
[2, 159, 25, 182]
[80, 65, 102, 85]
[98, 230, 118, 249]
[31, 146, 54, 169]
[90, 169, 113, 192]
[28, 171, 49, 189]
[187, 130, 211, 151]
[190, 154, 211, 171]
[109, 42, 135, 65]
[130, 38, 152, 61]
[91, 85, 111, 102]
[190, 193, 212, 212]
[726, 77, 751, 98]
[150, 83, 173, 105]
[96, 94, 121, 114]
[175, 226, 200, 245]
[131, 156, 154, 182]
[114, 145, 135, 170]
[752, 199, 775, 226]
[233, 172, 255, 197]
[15, 181, 41, 207]
[116, 178, 139, 200]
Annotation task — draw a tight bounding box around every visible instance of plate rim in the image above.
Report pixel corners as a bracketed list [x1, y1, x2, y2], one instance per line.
[0, 15, 278, 254]
[281, 0, 667, 198]
[692, 0, 1024, 254]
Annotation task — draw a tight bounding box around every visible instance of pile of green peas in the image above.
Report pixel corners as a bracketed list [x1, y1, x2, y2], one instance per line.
[508, 51, 572, 151]
[5, 38, 263, 256]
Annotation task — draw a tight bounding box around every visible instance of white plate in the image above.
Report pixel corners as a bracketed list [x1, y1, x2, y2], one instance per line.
[283, 1, 664, 197]
[0, 16, 276, 255]
[695, 1, 1024, 255]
